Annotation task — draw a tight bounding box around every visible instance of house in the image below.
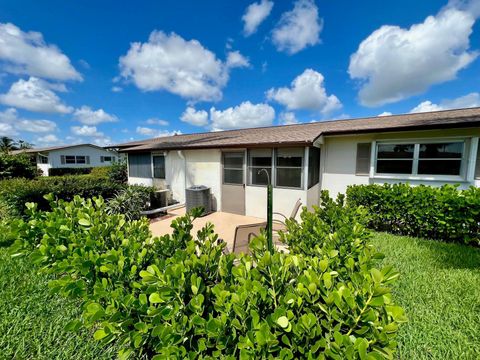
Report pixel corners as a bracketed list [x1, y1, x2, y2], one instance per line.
[115, 107, 480, 219]
[14, 144, 120, 176]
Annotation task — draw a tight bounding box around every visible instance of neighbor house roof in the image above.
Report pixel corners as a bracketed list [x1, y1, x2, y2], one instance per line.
[115, 107, 480, 152]
[11, 143, 108, 155]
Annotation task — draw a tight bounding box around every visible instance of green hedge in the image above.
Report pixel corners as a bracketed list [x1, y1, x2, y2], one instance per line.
[7, 193, 405, 359]
[0, 153, 39, 179]
[48, 167, 93, 176]
[346, 183, 480, 245]
[0, 176, 122, 217]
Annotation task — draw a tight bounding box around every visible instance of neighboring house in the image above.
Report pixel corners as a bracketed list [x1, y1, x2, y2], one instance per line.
[115, 107, 480, 219]
[14, 144, 120, 176]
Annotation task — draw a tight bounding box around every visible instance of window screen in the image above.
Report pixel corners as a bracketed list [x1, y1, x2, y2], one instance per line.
[223, 152, 244, 184]
[276, 148, 303, 188]
[308, 147, 320, 188]
[376, 144, 414, 174]
[248, 149, 272, 185]
[355, 143, 371, 175]
[128, 153, 152, 178]
[417, 142, 463, 176]
[476, 144, 480, 179]
[153, 155, 165, 179]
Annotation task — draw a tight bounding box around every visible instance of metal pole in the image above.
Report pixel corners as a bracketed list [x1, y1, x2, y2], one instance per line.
[259, 169, 274, 253]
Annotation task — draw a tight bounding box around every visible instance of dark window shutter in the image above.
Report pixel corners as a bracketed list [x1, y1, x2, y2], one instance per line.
[475, 144, 480, 179]
[61, 155, 65, 164]
[100, 156, 104, 163]
[86, 156, 90, 165]
[356, 143, 371, 175]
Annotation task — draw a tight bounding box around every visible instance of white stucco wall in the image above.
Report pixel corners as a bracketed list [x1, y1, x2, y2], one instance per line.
[184, 149, 222, 211]
[321, 128, 480, 198]
[245, 186, 306, 219]
[47, 146, 118, 169]
[306, 183, 320, 211]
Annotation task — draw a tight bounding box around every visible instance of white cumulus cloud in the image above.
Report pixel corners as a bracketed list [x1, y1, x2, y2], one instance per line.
[272, 0, 322, 54]
[0, 22, 81, 81]
[119, 31, 246, 102]
[146, 118, 169, 126]
[410, 92, 480, 113]
[71, 125, 104, 137]
[180, 106, 209, 126]
[210, 101, 275, 131]
[0, 77, 72, 114]
[242, 0, 274, 36]
[279, 111, 299, 125]
[0, 107, 57, 136]
[378, 111, 393, 117]
[226, 51, 250, 68]
[266, 69, 341, 114]
[349, 4, 479, 106]
[73, 106, 117, 125]
[136, 126, 181, 138]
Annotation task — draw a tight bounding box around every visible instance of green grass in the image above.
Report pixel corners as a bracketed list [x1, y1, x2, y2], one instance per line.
[0, 247, 117, 360]
[371, 232, 480, 360]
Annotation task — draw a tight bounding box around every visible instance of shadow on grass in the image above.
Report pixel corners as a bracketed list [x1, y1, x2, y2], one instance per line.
[410, 236, 480, 271]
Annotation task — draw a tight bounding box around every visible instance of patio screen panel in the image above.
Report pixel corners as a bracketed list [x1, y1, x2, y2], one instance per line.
[308, 146, 320, 188]
[476, 144, 480, 179]
[128, 153, 152, 178]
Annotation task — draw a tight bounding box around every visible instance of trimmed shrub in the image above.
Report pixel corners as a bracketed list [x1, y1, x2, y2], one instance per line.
[346, 183, 480, 245]
[9, 194, 405, 359]
[107, 160, 128, 184]
[0, 153, 39, 179]
[90, 166, 110, 179]
[106, 185, 155, 220]
[0, 176, 122, 217]
[48, 167, 93, 176]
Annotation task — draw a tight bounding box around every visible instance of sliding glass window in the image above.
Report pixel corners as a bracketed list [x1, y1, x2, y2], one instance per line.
[276, 148, 303, 188]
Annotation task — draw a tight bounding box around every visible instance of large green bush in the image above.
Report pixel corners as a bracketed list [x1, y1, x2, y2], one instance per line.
[346, 184, 480, 245]
[9, 194, 405, 359]
[0, 153, 39, 179]
[106, 185, 155, 220]
[0, 176, 122, 217]
[107, 160, 128, 184]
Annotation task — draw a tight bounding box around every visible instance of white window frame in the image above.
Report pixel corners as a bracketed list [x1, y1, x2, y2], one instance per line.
[373, 138, 470, 182]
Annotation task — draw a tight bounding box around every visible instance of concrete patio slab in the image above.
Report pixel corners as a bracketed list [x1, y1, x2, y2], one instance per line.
[149, 207, 265, 250]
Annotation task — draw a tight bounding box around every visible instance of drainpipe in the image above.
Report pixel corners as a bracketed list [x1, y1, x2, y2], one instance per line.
[177, 150, 187, 203]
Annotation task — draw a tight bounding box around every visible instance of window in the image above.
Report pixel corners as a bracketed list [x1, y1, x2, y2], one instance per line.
[418, 143, 463, 175]
[355, 143, 371, 175]
[248, 149, 272, 185]
[38, 154, 48, 164]
[276, 148, 303, 188]
[308, 147, 320, 188]
[65, 155, 76, 164]
[128, 153, 152, 178]
[153, 155, 165, 179]
[62, 155, 90, 165]
[376, 144, 415, 174]
[223, 152, 244, 184]
[76, 156, 86, 164]
[375, 141, 465, 177]
[101, 156, 114, 163]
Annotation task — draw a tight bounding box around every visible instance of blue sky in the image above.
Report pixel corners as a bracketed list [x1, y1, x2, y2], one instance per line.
[0, 0, 479, 146]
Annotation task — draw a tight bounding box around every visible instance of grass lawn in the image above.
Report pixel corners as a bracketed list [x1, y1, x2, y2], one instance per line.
[0, 247, 117, 360]
[371, 232, 480, 360]
[1, 234, 479, 359]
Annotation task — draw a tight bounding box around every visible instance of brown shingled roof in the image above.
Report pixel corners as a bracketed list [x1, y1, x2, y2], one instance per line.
[116, 107, 480, 152]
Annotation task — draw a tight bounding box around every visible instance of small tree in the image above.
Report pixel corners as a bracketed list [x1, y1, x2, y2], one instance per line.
[0, 153, 39, 179]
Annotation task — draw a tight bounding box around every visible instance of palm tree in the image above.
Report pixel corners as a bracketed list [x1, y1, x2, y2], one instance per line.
[0, 137, 18, 153]
[17, 140, 34, 149]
